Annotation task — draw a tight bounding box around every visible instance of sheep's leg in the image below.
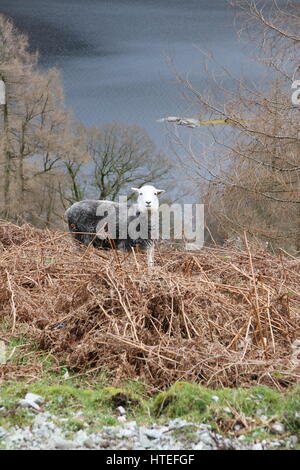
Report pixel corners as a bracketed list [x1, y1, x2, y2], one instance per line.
[147, 244, 154, 269]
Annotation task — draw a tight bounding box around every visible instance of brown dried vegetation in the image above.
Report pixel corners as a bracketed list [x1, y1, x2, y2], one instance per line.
[0, 222, 299, 391]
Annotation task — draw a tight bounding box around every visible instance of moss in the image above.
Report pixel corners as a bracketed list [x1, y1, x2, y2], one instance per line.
[0, 378, 150, 433]
[0, 334, 299, 445]
[282, 385, 300, 434]
[153, 382, 214, 418]
[151, 381, 299, 441]
[102, 386, 143, 410]
[0, 406, 34, 429]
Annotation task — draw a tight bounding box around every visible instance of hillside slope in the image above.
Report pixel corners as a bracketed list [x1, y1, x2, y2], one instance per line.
[0, 222, 299, 391]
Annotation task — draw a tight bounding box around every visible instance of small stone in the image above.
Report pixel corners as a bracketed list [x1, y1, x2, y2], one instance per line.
[144, 429, 161, 440]
[74, 430, 88, 445]
[18, 393, 45, 412]
[289, 435, 298, 446]
[252, 443, 263, 450]
[260, 415, 268, 422]
[117, 406, 126, 415]
[124, 421, 137, 430]
[270, 423, 285, 435]
[99, 439, 110, 448]
[139, 433, 152, 449]
[83, 438, 94, 448]
[25, 393, 44, 405]
[200, 431, 215, 445]
[53, 438, 76, 450]
[194, 441, 209, 450]
[269, 441, 282, 448]
[168, 419, 189, 429]
[18, 399, 40, 411]
[117, 428, 135, 438]
[223, 407, 232, 414]
[211, 395, 219, 402]
[117, 416, 126, 423]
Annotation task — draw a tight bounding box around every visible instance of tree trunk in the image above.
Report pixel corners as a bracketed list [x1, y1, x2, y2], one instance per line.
[2, 98, 11, 218]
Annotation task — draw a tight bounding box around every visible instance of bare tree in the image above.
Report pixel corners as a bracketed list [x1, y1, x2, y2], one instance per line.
[62, 122, 171, 203]
[0, 15, 85, 226]
[167, 1, 300, 250]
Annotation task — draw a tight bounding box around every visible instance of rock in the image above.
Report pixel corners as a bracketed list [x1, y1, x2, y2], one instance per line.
[270, 423, 285, 435]
[0, 427, 7, 439]
[252, 443, 263, 450]
[83, 438, 94, 448]
[116, 428, 136, 439]
[25, 393, 44, 405]
[198, 431, 215, 447]
[18, 393, 45, 411]
[53, 438, 76, 450]
[223, 407, 232, 414]
[269, 440, 283, 448]
[211, 395, 219, 402]
[144, 428, 162, 440]
[117, 406, 126, 416]
[168, 419, 189, 429]
[124, 421, 138, 430]
[260, 415, 268, 422]
[289, 435, 298, 447]
[194, 441, 210, 450]
[0, 410, 295, 451]
[139, 431, 152, 448]
[18, 399, 41, 411]
[117, 416, 126, 423]
[74, 430, 89, 446]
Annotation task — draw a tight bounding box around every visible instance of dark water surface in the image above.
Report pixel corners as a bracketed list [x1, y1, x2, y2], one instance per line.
[1, 0, 267, 150]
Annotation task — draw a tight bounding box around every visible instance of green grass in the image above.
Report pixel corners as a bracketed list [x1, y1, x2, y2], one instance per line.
[152, 381, 300, 438]
[0, 376, 150, 431]
[0, 333, 299, 446]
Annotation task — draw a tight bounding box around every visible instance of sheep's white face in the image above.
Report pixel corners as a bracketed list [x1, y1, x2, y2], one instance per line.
[131, 185, 165, 213]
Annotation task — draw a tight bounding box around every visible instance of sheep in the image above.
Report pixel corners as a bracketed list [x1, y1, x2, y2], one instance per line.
[65, 185, 165, 267]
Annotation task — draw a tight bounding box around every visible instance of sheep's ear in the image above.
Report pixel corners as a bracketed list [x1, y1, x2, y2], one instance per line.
[131, 187, 140, 193]
[156, 189, 165, 195]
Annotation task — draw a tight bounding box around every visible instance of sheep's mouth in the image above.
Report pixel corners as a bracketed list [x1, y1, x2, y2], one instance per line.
[139, 206, 154, 214]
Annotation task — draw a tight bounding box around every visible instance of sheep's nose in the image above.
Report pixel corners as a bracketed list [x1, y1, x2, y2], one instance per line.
[145, 201, 151, 206]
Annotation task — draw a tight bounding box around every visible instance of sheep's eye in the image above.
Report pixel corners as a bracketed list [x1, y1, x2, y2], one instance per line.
[154, 192, 157, 196]
[139, 192, 143, 196]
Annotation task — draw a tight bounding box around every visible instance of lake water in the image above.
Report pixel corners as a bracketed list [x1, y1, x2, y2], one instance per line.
[0, 0, 270, 153]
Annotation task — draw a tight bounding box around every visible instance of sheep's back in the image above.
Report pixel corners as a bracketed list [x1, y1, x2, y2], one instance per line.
[65, 199, 154, 250]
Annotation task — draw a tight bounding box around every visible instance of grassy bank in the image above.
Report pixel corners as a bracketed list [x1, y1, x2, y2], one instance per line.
[0, 336, 299, 447]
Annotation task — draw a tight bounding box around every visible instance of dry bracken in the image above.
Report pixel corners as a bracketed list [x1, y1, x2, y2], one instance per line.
[0, 221, 299, 391]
